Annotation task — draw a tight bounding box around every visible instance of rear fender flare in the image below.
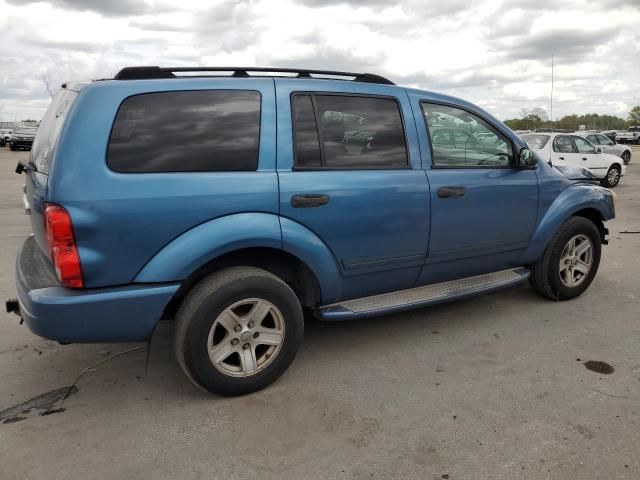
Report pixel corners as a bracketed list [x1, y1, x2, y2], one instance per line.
[134, 213, 342, 304]
[279, 217, 342, 304]
[134, 213, 282, 283]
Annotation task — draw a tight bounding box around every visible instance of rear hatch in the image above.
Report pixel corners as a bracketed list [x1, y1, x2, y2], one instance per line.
[23, 88, 79, 256]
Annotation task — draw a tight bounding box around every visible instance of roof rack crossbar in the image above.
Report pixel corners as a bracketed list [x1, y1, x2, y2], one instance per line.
[113, 66, 395, 85]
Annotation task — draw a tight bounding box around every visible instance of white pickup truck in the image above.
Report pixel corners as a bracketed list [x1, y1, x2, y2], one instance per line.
[612, 126, 640, 144]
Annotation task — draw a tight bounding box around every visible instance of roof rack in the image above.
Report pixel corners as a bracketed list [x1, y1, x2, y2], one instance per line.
[113, 66, 395, 85]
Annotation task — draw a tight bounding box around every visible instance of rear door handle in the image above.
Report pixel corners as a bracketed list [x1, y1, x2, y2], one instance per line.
[559, 156, 565, 160]
[437, 186, 466, 198]
[582, 157, 588, 161]
[291, 194, 330, 208]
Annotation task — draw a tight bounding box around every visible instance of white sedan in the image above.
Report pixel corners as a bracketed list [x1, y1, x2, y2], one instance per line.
[577, 131, 632, 165]
[523, 132, 625, 188]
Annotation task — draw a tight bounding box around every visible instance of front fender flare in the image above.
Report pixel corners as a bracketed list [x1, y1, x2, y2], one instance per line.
[521, 184, 614, 264]
[134, 213, 282, 283]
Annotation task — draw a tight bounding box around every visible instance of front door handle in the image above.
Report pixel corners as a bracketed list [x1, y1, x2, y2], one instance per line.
[291, 194, 330, 208]
[437, 186, 467, 198]
[582, 157, 588, 161]
[559, 156, 565, 160]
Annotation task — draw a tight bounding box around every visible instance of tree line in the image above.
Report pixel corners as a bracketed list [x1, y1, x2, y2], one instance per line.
[504, 106, 640, 131]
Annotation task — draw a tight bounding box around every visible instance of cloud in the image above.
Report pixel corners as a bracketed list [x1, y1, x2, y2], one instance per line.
[0, 0, 638, 123]
[6, 0, 156, 17]
[492, 26, 620, 62]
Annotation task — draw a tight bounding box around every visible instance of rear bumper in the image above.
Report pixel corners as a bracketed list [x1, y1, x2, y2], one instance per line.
[11, 236, 179, 343]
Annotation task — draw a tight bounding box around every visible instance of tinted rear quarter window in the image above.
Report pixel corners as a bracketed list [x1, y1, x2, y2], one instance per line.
[31, 89, 78, 174]
[108, 90, 261, 172]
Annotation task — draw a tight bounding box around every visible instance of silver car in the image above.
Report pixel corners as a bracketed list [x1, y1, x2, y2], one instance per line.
[576, 131, 632, 165]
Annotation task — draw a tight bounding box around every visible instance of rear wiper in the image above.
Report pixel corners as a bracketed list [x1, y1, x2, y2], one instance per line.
[15, 159, 37, 175]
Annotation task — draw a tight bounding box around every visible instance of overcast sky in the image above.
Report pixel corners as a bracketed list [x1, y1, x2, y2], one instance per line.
[0, 0, 639, 123]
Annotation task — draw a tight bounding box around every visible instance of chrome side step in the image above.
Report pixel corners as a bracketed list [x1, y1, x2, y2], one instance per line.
[319, 267, 529, 321]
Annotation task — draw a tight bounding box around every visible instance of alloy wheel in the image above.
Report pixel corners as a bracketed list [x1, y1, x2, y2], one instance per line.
[559, 234, 593, 288]
[207, 298, 285, 377]
[607, 166, 620, 186]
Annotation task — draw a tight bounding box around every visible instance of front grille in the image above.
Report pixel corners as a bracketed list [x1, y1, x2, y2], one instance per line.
[17, 236, 59, 291]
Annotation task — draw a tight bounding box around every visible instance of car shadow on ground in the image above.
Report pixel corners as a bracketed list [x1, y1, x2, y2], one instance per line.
[1, 281, 544, 421]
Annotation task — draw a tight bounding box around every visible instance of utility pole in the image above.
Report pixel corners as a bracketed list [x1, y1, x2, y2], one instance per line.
[550, 54, 554, 131]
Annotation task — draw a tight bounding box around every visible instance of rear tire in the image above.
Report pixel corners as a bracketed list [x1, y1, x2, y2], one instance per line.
[9, 145, 15, 151]
[622, 151, 631, 165]
[529, 216, 601, 301]
[600, 164, 621, 188]
[174, 266, 304, 396]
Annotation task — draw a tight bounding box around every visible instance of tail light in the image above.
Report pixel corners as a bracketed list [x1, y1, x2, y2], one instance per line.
[43, 203, 83, 288]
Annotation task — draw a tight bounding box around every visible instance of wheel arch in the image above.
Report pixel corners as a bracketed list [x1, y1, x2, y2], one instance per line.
[521, 185, 613, 264]
[572, 207, 607, 244]
[161, 247, 323, 321]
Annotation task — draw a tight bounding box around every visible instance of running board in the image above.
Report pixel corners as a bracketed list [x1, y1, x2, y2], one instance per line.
[319, 267, 530, 321]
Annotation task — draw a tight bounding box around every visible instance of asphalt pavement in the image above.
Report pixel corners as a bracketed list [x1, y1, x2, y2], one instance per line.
[0, 145, 639, 480]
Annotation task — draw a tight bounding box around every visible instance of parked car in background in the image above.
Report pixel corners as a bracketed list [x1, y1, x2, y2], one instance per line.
[0, 128, 13, 146]
[9, 126, 37, 151]
[523, 132, 625, 187]
[602, 130, 617, 142]
[611, 126, 640, 144]
[6, 66, 616, 396]
[577, 131, 632, 165]
[535, 128, 574, 133]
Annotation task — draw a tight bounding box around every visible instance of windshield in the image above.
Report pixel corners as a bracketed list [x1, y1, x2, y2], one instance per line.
[629, 127, 640, 132]
[522, 134, 550, 150]
[15, 128, 37, 135]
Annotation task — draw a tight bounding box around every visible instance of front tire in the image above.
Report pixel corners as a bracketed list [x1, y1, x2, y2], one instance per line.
[174, 266, 304, 396]
[600, 164, 621, 188]
[529, 217, 601, 301]
[9, 144, 15, 151]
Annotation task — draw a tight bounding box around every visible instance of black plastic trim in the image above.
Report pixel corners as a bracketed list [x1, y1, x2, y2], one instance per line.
[114, 66, 395, 85]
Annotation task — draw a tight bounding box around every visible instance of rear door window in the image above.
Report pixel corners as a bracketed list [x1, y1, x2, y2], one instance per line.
[552, 136, 578, 153]
[292, 94, 408, 169]
[292, 95, 322, 167]
[108, 90, 261, 172]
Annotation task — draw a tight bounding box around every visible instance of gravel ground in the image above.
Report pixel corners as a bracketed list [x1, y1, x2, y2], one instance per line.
[0, 145, 639, 480]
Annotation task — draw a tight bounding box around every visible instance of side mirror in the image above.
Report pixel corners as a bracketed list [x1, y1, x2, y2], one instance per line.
[596, 147, 602, 153]
[518, 148, 537, 169]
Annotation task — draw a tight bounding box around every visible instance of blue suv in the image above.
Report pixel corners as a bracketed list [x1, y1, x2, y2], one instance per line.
[6, 66, 615, 395]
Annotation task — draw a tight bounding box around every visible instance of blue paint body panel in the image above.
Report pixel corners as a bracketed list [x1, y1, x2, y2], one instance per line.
[48, 78, 278, 288]
[17, 282, 179, 343]
[13, 75, 616, 344]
